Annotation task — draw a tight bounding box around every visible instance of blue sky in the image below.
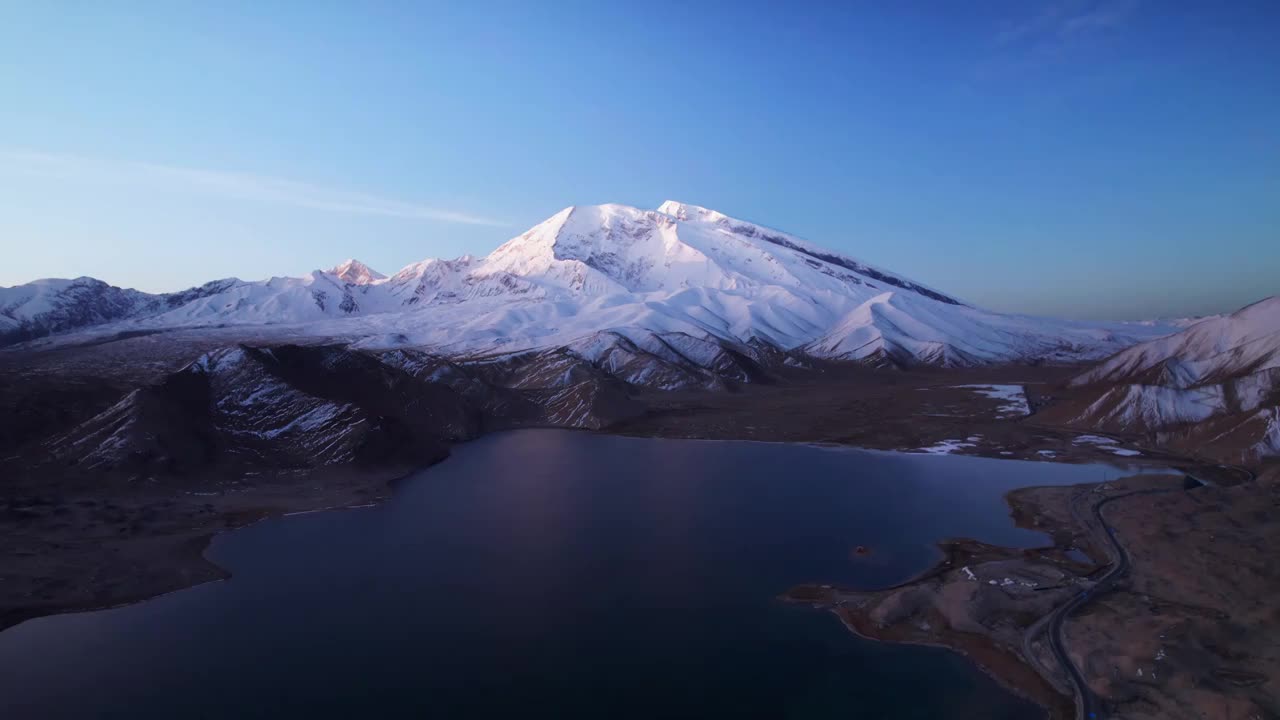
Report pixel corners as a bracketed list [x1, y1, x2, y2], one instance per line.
[1, 1, 1276, 319]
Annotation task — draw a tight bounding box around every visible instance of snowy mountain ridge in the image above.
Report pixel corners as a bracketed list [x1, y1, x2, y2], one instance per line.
[1072, 297, 1280, 389]
[2, 201, 1177, 365]
[1051, 296, 1280, 462]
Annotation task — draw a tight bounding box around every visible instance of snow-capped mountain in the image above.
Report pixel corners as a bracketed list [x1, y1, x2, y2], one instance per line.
[2, 201, 1173, 366]
[0, 276, 237, 346]
[1072, 297, 1280, 389]
[1047, 296, 1280, 462]
[329, 259, 386, 285]
[0, 278, 153, 345]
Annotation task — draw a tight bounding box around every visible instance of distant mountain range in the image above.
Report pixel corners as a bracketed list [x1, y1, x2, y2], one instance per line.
[1, 201, 1173, 367]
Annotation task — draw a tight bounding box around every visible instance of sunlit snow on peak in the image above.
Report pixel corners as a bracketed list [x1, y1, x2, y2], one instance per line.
[2, 201, 1185, 364]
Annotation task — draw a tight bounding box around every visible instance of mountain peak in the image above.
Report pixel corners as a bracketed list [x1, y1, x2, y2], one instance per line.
[329, 259, 386, 285]
[657, 200, 723, 222]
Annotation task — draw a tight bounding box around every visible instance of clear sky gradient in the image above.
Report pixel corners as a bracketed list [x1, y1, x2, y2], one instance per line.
[2, 1, 1277, 319]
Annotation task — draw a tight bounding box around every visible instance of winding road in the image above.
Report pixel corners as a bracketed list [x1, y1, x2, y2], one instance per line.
[1047, 485, 1176, 719]
[1031, 464, 1251, 720]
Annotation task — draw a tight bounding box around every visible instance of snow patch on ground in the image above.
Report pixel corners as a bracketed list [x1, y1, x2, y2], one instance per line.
[954, 384, 1031, 417]
[1072, 434, 1116, 445]
[915, 439, 977, 455]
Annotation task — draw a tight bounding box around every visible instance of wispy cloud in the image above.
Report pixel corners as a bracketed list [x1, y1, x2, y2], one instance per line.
[968, 0, 1141, 88]
[997, 0, 1140, 46]
[0, 149, 508, 227]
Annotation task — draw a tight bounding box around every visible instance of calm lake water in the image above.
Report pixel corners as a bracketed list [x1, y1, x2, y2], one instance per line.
[0, 430, 1146, 719]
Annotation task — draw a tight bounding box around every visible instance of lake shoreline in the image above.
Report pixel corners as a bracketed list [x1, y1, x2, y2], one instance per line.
[780, 471, 1249, 720]
[6, 429, 1262, 719]
[1, 424, 1187, 634]
[0, 460, 425, 633]
[779, 481, 1111, 720]
[4, 362, 1216, 635]
[3, 423, 1249, 720]
[826, 595, 1075, 720]
[9, 429, 1124, 719]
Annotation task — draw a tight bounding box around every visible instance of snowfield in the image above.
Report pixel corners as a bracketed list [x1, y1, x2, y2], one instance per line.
[3, 201, 1178, 366]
